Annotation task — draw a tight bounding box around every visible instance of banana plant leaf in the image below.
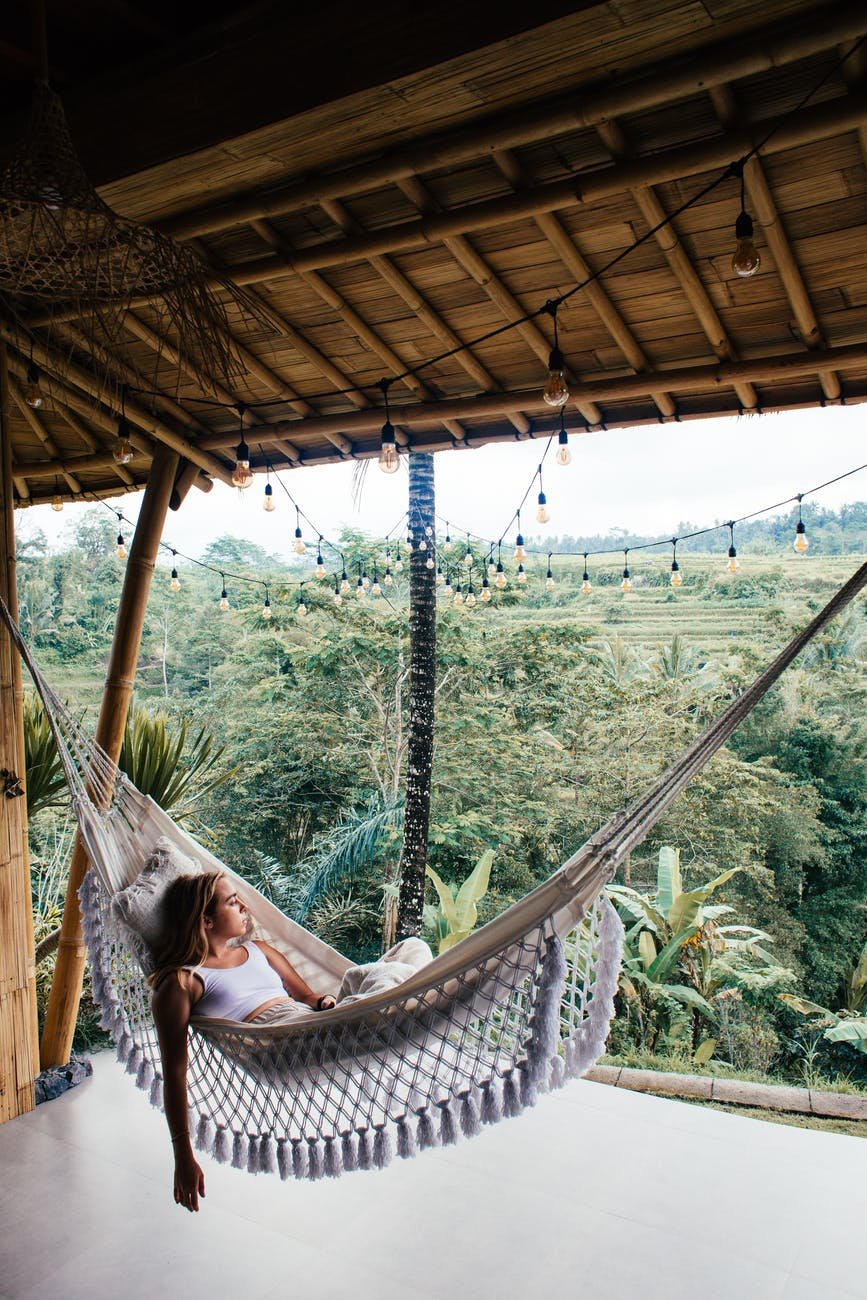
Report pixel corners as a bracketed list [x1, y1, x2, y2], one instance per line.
[657, 846, 682, 918]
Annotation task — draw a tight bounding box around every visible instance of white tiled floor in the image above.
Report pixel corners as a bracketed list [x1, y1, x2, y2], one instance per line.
[1, 1052, 865, 1300]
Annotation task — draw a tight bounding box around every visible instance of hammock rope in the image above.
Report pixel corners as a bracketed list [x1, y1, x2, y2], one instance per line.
[2, 556, 864, 1179]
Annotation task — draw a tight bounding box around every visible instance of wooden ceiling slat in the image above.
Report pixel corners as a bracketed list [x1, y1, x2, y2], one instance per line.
[10, 379, 81, 495]
[52, 397, 136, 490]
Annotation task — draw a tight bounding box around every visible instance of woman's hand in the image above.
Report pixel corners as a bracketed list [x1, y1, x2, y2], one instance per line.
[174, 1149, 206, 1212]
[316, 994, 337, 1011]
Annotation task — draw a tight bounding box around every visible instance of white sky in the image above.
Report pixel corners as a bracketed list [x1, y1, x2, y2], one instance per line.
[18, 404, 866, 562]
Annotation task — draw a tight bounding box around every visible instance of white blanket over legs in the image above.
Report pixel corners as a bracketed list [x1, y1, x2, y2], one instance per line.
[337, 938, 434, 1004]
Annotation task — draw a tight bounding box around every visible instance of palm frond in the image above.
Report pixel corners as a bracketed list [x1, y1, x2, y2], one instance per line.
[294, 795, 404, 921]
[23, 692, 69, 819]
[118, 703, 236, 821]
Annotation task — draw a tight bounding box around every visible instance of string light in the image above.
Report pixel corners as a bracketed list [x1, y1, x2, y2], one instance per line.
[542, 300, 569, 408]
[315, 540, 326, 579]
[670, 539, 683, 587]
[481, 576, 491, 602]
[546, 553, 555, 593]
[384, 563, 394, 585]
[293, 509, 306, 555]
[378, 382, 399, 474]
[581, 555, 592, 596]
[517, 563, 527, 584]
[419, 536, 427, 552]
[231, 407, 253, 489]
[555, 409, 571, 467]
[514, 513, 526, 564]
[113, 419, 133, 465]
[727, 523, 739, 573]
[453, 584, 464, 605]
[170, 550, 181, 593]
[495, 542, 506, 589]
[361, 568, 370, 589]
[444, 575, 453, 597]
[116, 514, 127, 560]
[425, 554, 435, 570]
[794, 496, 809, 553]
[356, 573, 366, 598]
[50, 493, 63, 512]
[371, 573, 382, 597]
[219, 575, 229, 611]
[394, 545, 404, 573]
[436, 565, 444, 586]
[340, 565, 350, 594]
[24, 360, 43, 409]
[406, 530, 414, 553]
[262, 587, 272, 620]
[487, 547, 496, 578]
[464, 540, 474, 568]
[465, 584, 476, 607]
[536, 467, 550, 524]
[333, 577, 343, 606]
[621, 550, 632, 593]
[731, 165, 760, 278]
[263, 480, 275, 512]
[297, 590, 308, 618]
[442, 526, 453, 553]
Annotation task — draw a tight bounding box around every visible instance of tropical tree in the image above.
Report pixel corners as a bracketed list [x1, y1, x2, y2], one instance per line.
[780, 937, 867, 1055]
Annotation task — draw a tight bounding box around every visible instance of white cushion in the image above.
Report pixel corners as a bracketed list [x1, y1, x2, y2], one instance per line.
[111, 836, 202, 951]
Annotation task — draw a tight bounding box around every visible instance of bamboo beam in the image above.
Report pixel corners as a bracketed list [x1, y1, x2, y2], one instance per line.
[0, 339, 39, 1122]
[493, 149, 676, 420]
[397, 175, 603, 428]
[595, 118, 759, 412]
[250, 219, 466, 447]
[40, 442, 180, 1068]
[161, 2, 867, 240]
[210, 340, 867, 447]
[9, 379, 82, 495]
[318, 198, 531, 436]
[171, 457, 212, 510]
[11, 450, 149, 480]
[0, 326, 235, 486]
[708, 84, 840, 402]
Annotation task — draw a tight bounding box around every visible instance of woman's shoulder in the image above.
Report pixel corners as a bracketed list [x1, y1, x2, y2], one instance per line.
[152, 966, 203, 1007]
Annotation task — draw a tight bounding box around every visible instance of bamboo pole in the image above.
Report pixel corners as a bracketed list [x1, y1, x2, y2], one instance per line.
[40, 442, 180, 1068]
[204, 340, 867, 448]
[0, 339, 39, 1123]
[161, 2, 867, 240]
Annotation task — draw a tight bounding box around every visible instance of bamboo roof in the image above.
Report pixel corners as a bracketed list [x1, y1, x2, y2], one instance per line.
[3, 0, 867, 510]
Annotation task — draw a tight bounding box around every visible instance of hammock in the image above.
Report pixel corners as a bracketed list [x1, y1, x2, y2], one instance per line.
[5, 558, 866, 1179]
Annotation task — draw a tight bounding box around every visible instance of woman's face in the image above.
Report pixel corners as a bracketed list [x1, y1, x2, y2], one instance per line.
[205, 876, 248, 941]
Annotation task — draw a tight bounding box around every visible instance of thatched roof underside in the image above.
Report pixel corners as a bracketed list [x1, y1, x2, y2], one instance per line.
[3, 0, 867, 509]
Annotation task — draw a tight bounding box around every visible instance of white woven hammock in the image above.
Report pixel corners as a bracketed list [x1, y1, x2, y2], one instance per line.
[7, 557, 866, 1180]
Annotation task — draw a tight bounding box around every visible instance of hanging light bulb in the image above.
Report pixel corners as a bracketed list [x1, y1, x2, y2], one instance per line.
[670, 539, 683, 587]
[545, 554, 555, 592]
[24, 362, 43, 409]
[50, 494, 63, 512]
[536, 468, 549, 524]
[481, 577, 492, 602]
[465, 584, 476, 607]
[542, 302, 569, 407]
[727, 523, 739, 573]
[514, 514, 526, 564]
[356, 576, 366, 598]
[333, 583, 343, 606]
[436, 565, 444, 586]
[371, 574, 382, 597]
[425, 555, 435, 570]
[315, 542, 326, 580]
[621, 551, 632, 593]
[419, 538, 427, 552]
[464, 544, 474, 568]
[116, 515, 127, 560]
[231, 432, 253, 489]
[453, 585, 464, 605]
[581, 554, 592, 594]
[443, 527, 453, 553]
[487, 553, 496, 578]
[262, 593, 272, 620]
[394, 547, 404, 573]
[361, 569, 370, 589]
[297, 596, 308, 618]
[263, 481, 275, 512]
[378, 419, 399, 474]
[555, 410, 572, 467]
[219, 578, 229, 611]
[730, 166, 760, 278]
[293, 510, 306, 555]
[495, 563, 506, 590]
[794, 498, 809, 553]
[170, 552, 180, 593]
[384, 566, 394, 586]
[517, 564, 527, 584]
[444, 577, 453, 597]
[113, 416, 134, 465]
[340, 568, 351, 594]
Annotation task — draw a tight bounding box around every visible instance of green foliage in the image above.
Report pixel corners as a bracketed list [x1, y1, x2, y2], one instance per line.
[118, 704, 234, 823]
[23, 692, 68, 818]
[424, 849, 494, 953]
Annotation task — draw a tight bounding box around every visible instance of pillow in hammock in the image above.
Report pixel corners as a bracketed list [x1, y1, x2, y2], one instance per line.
[111, 837, 202, 954]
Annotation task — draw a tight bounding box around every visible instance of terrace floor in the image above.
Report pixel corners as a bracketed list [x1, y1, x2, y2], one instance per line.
[1, 1051, 865, 1300]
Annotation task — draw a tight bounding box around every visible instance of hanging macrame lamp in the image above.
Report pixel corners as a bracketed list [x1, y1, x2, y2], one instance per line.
[0, 80, 261, 395]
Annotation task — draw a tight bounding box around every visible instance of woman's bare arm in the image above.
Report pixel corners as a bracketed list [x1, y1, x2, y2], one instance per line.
[255, 941, 335, 1008]
[151, 971, 207, 1211]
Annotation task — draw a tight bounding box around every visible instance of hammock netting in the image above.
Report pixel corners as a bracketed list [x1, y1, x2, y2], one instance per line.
[5, 556, 865, 1180]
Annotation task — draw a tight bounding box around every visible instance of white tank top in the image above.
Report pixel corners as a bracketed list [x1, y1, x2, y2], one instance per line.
[192, 941, 287, 1021]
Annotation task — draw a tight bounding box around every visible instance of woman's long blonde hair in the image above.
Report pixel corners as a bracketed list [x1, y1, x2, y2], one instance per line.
[148, 871, 223, 989]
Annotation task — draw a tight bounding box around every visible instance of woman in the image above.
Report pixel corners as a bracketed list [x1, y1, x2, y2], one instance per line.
[149, 871, 337, 1213]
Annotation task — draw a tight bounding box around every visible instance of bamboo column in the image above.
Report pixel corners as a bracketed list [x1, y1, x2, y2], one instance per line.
[396, 452, 437, 940]
[0, 340, 39, 1123]
[40, 442, 179, 1067]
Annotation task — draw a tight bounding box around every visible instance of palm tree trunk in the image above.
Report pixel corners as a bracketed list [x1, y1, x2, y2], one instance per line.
[395, 452, 436, 940]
